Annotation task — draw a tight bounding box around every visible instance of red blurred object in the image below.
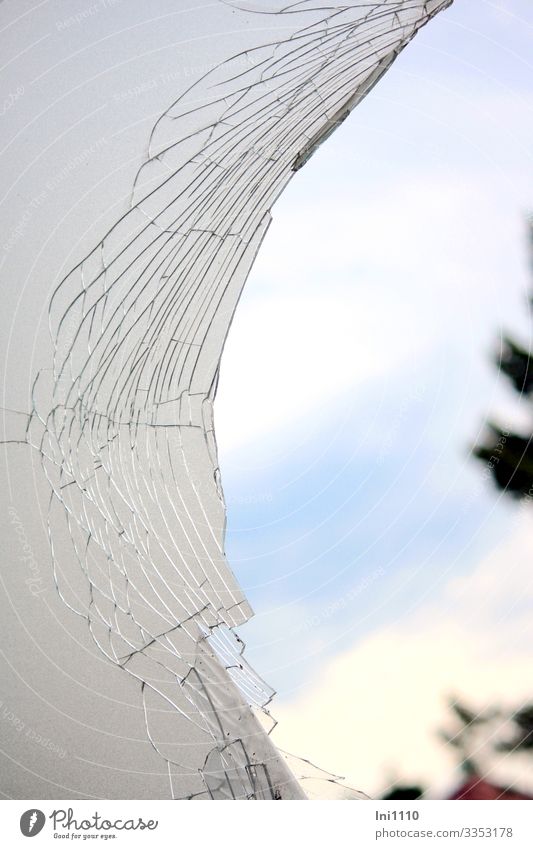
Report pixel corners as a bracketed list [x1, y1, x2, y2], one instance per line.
[450, 776, 532, 800]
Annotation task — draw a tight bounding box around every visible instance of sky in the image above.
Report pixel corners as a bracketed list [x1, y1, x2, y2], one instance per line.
[213, 0, 533, 797]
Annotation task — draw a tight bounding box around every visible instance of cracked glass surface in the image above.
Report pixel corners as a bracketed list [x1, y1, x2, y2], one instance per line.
[1, 0, 452, 799]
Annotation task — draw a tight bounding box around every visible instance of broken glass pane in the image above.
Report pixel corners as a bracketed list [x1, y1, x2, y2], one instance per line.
[1, 0, 452, 799]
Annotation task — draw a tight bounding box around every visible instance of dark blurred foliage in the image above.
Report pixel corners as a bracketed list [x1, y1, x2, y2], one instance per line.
[439, 697, 498, 777]
[472, 221, 533, 498]
[464, 223, 533, 800]
[441, 697, 533, 763]
[473, 425, 533, 498]
[439, 698, 533, 799]
[497, 336, 533, 395]
[381, 785, 423, 800]
[378, 699, 533, 799]
[496, 704, 533, 753]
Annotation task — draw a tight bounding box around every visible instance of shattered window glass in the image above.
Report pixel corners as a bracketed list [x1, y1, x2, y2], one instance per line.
[1, 0, 451, 799]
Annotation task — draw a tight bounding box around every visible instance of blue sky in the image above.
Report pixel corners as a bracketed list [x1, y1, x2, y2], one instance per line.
[214, 0, 533, 794]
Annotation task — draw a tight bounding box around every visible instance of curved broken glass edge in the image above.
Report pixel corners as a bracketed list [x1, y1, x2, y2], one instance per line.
[3, 0, 452, 799]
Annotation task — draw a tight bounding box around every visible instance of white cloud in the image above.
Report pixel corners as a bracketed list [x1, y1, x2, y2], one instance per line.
[271, 520, 533, 798]
[215, 168, 530, 456]
[216, 281, 430, 453]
